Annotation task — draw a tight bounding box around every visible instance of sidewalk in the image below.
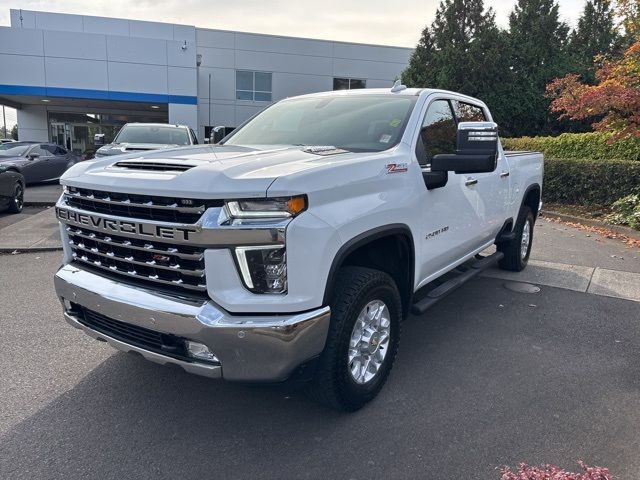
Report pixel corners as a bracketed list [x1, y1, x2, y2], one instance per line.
[0, 208, 61, 252]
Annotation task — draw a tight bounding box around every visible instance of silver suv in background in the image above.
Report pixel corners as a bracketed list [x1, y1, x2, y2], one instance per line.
[94, 123, 199, 158]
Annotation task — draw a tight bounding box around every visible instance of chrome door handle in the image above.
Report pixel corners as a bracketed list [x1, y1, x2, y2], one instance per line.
[465, 177, 478, 187]
[500, 171, 510, 178]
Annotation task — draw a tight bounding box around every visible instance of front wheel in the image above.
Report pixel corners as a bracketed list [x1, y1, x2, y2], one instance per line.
[7, 182, 24, 214]
[498, 206, 534, 271]
[306, 266, 401, 411]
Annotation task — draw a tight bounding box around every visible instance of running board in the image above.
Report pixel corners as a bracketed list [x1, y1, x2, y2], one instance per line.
[411, 251, 504, 315]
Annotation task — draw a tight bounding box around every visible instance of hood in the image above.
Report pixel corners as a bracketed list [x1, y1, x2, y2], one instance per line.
[96, 143, 180, 157]
[61, 144, 376, 199]
[0, 156, 27, 167]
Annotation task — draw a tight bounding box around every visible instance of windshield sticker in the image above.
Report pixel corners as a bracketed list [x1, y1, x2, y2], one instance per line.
[386, 162, 408, 174]
[379, 134, 392, 143]
[389, 118, 401, 128]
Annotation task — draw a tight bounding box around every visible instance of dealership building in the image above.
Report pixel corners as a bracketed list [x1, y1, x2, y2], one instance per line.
[0, 9, 412, 153]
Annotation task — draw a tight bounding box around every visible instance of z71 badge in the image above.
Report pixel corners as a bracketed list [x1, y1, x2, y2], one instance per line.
[386, 162, 408, 174]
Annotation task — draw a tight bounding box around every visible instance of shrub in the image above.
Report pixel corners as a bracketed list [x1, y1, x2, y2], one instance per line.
[542, 157, 640, 206]
[606, 194, 640, 230]
[501, 461, 611, 480]
[502, 132, 640, 161]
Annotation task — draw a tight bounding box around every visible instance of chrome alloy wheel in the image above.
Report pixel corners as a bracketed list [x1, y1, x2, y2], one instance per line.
[521, 218, 531, 259]
[14, 184, 24, 211]
[347, 300, 391, 385]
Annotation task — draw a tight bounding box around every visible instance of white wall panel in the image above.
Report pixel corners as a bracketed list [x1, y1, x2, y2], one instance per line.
[0, 54, 45, 86]
[35, 11, 83, 32]
[198, 102, 236, 130]
[44, 30, 107, 60]
[173, 25, 196, 43]
[333, 43, 411, 64]
[235, 33, 332, 57]
[0, 27, 44, 56]
[10, 9, 36, 29]
[332, 58, 404, 81]
[82, 15, 130, 36]
[108, 62, 167, 94]
[167, 40, 196, 67]
[106, 36, 167, 65]
[197, 67, 236, 100]
[168, 67, 197, 96]
[271, 73, 331, 101]
[45, 57, 109, 90]
[196, 29, 235, 49]
[169, 103, 197, 130]
[129, 20, 174, 40]
[197, 46, 235, 69]
[17, 105, 48, 142]
[236, 50, 332, 76]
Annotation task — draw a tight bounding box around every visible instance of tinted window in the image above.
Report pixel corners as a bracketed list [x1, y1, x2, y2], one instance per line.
[418, 100, 457, 166]
[42, 145, 58, 155]
[190, 129, 199, 144]
[114, 125, 190, 145]
[31, 146, 49, 156]
[454, 101, 486, 122]
[224, 95, 416, 152]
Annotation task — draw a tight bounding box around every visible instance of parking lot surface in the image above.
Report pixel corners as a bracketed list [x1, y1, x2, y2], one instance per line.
[1, 242, 639, 479]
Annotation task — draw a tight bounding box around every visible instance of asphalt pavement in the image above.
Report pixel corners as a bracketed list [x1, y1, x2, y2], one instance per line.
[23, 182, 62, 205]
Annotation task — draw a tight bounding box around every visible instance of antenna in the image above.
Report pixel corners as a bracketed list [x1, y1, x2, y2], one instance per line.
[390, 79, 407, 93]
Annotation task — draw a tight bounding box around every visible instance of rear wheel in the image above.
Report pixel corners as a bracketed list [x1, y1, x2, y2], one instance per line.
[306, 266, 401, 411]
[498, 206, 534, 271]
[7, 182, 24, 214]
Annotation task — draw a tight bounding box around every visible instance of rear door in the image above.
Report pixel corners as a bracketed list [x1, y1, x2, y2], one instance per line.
[414, 97, 485, 282]
[452, 101, 510, 240]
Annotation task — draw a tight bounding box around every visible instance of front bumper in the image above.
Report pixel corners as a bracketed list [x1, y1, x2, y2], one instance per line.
[54, 264, 331, 382]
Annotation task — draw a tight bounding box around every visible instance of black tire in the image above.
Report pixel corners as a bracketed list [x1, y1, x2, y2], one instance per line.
[7, 181, 24, 214]
[306, 266, 401, 411]
[498, 206, 534, 271]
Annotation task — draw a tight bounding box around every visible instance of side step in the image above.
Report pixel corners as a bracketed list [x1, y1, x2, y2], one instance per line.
[410, 251, 504, 315]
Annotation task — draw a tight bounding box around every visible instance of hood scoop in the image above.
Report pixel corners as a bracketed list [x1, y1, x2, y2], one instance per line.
[112, 160, 196, 172]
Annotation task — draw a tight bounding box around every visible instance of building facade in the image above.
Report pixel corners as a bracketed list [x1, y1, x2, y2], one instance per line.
[0, 9, 412, 154]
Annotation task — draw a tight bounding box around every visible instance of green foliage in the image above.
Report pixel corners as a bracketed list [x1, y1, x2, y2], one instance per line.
[541, 158, 640, 205]
[10, 124, 17, 140]
[502, 132, 640, 161]
[606, 194, 640, 229]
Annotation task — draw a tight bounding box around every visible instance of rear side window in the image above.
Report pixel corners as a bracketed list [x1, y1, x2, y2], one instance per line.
[454, 101, 486, 122]
[417, 99, 457, 166]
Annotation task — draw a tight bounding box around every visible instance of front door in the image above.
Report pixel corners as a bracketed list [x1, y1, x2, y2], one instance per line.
[415, 98, 485, 284]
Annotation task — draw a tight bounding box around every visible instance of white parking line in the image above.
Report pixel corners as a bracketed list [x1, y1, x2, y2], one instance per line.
[481, 260, 640, 303]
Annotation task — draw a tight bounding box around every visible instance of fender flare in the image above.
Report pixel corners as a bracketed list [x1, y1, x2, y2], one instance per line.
[521, 183, 542, 217]
[322, 223, 416, 311]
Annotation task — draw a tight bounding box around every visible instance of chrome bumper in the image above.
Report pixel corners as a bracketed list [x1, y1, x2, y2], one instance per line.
[54, 264, 331, 382]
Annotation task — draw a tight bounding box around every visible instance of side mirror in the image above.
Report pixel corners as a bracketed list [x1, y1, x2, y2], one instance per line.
[94, 133, 105, 147]
[431, 121, 499, 174]
[28, 152, 40, 160]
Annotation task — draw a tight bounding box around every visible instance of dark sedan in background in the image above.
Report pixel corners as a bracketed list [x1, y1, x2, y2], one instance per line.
[0, 142, 79, 184]
[0, 165, 24, 214]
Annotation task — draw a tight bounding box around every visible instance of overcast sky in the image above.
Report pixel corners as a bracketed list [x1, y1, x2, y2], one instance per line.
[0, 0, 588, 129]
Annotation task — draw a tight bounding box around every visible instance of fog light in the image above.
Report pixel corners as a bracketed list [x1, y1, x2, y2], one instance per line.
[185, 341, 219, 363]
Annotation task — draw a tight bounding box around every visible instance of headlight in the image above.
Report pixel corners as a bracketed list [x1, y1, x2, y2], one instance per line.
[235, 246, 287, 294]
[226, 195, 307, 219]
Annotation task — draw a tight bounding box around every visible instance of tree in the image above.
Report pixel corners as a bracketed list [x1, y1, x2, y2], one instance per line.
[401, 0, 513, 131]
[618, 0, 640, 45]
[507, 0, 571, 136]
[569, 0, 621, 81]
[546, 40, 640, 140]
[11, 124, 18, 140]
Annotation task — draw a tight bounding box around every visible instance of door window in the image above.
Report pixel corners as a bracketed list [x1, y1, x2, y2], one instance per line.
[30, 146, 49, 157]
[454, 101, 486, 122]
[417, 100, 457, 166]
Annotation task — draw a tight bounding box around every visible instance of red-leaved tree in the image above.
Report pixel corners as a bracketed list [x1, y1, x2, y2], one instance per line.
[501, 460, 611, 480]
[546, 41, 640, 140]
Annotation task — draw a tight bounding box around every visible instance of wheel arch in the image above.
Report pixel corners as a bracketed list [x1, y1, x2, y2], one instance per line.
[522, 183, 541, 218]
[323, 224, 415, 319]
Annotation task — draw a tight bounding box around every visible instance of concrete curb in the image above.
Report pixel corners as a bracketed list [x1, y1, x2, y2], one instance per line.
[0, 246, 62, 254]
[24, 202, 56, 208]
[541, 210, 640, 241]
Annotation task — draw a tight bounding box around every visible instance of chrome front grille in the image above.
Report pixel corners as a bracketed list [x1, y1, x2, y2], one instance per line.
[65, 186, 223, 224]
[66, 225, 207, 293]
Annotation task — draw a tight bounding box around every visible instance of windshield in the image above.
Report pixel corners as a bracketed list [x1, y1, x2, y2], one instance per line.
[224, 95, 417, 152]
[114, 125, 190, 145]
[0, 144, 30, 156]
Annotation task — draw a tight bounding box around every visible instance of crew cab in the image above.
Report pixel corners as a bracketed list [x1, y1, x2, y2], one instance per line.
[53, 85, 543, 411]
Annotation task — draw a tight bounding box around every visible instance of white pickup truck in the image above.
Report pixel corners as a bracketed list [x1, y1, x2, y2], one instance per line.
[54, 85, 543, 411]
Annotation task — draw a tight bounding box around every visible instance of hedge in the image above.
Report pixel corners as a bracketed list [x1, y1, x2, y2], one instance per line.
[502, 132, 640, 161]
[543, 158, 640, 206]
